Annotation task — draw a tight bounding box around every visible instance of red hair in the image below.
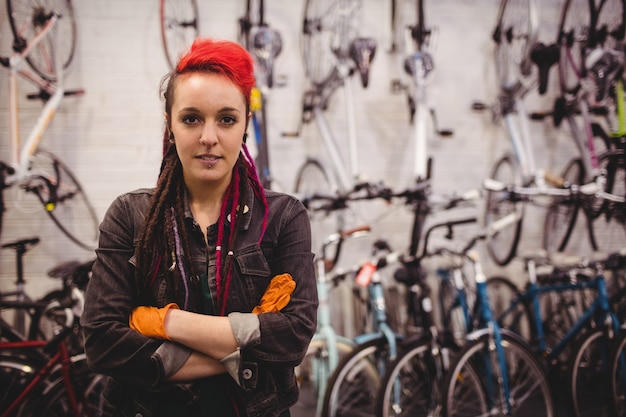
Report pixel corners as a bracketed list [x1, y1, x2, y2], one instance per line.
[177, 37, 255, 107]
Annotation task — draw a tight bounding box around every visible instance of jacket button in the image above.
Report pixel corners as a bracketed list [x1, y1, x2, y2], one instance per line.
[242, 368, 253, 379]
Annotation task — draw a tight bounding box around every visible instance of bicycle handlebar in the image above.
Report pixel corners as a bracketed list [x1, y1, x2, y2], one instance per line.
[483, 177, 625, 203]
[300, 180, 481, 213]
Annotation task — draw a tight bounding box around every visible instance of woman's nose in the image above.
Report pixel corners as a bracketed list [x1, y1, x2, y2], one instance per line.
[199, 125, 218, 146]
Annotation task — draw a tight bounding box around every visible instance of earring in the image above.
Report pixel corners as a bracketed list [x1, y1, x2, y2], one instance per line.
[168, 132, 175, 144]
[242, 133, 248, 144]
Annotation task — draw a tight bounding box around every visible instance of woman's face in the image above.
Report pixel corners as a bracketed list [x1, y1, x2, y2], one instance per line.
[169, 72, 248, 191]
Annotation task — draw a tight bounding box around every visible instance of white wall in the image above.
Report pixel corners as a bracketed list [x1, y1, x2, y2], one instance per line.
[0, 0, 592, 302]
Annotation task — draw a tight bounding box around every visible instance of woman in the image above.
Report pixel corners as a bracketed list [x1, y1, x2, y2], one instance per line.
[82, 38, 317, 417]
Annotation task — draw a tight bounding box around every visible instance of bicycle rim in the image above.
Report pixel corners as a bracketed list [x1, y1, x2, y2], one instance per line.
[484, 154, 524, 266]
[7, 0, 77, 81]
[377, 339, 442, 417]
[30, 150, 99, 251]
[322, 337, 387, 417]
[293, 338, 354, 417]
[160, 0, 199, 70]
[444, 333, 554, 417]
[557, 0, 591, 95]
[569, 329, 614, 417]
[543, 157, 584, 253]
[493, 0, 539, 90]
[301, 0, 361, 86]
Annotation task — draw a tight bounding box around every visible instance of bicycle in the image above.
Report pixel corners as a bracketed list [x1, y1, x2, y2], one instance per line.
[539, 0, 626, 255]
[375, 209, 533, 417]
[484, 177, 626, 416]
[237, 0, 285, 191]
[293, 225, 374, 417]
[442, 248, 555, 417]
[0, 312, 106, 417]
[301, 181, 480, 417]
[159, 0, 199, 71]
[285, 0, 377, 253]
[0, 237, 93, 349]
[388, 0, 453, 182]
[0, 4, 99, 251]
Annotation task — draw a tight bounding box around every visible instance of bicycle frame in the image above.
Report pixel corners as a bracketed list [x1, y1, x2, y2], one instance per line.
[0, 329, 81, 417]
[3, 14, 66, 186]
[494, 258, 621, 363]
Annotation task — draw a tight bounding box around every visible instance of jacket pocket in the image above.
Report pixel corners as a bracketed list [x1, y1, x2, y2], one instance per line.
[234, 245, 271, 277]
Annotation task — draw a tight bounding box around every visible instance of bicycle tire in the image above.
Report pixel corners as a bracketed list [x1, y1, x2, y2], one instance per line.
[292, 337, 354, 417]
[375, 336, 444, 417]
[160, 0, 199, 70]
[7, 0, 77, 82]
[542, 157, 585, 253]
[301, 0, 361, 87]
[26, 150, 99, 251]
[321, 336, 392, 417]
[557, 0, 591, 95]
[486, 276, 533, 343]
[493, 0, 539, 90]
[443, 331, 554, 417]
[568, 328, 616, 417]
[609, 329, 626, 417]
[484, 153, 524, 266]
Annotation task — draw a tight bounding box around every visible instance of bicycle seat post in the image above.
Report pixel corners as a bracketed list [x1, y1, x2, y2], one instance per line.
[1, 237, 40, 335]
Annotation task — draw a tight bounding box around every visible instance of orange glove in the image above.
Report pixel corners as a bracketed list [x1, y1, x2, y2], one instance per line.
[129, 302, 179, 340]
[252, 274, 296, 314]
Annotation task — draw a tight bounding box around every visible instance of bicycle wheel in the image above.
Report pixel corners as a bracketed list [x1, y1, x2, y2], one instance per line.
[0, 354, 42, 414]
[321, 336, 390, 417]
[557, 0, 591, 95]
[301, 0, 361, 86]
[486, 276, 533, 343]
[568, 328, 615, 417]
[294, 157, 340, 257]
[7, 0, 77, 81]
[443, 331, 554, 417]
[18, 355, 107, 417]
[484, 153, 524, 266]
[26, 150, 99, 251]
[376, 337, 443, 417]
[543, 157, 585, 253]
[493, 0, 539, 90]
[160, 0, 199, 70]
[292, 337, 354, 417]
[609, 329, 626, 417]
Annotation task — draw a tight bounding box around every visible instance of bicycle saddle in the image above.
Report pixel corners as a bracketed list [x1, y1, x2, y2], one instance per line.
[349, 37, 377, 88]
[530, 42, 560, 95]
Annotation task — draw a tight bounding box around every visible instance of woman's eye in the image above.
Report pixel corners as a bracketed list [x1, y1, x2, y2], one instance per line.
[221, 115, 237, 125]
[182, 115, 200, 124]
